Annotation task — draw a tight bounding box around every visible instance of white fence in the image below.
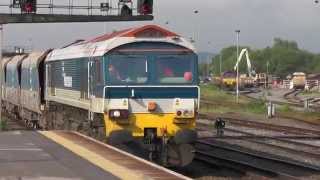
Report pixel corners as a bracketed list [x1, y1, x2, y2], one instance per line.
[280, 80, 291, 89]
[279, 80, 320, 91]
[306, 80, 319, 91]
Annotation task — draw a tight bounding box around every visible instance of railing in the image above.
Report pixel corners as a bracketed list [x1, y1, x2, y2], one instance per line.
[281, 80, 291, 89]
[280, 79, 320, 91]
[306, 80, 319, 91]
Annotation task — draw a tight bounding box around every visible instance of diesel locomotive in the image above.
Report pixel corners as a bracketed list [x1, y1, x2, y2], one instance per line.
[1, 25, 199, 167]
[290, 72, 306, 90]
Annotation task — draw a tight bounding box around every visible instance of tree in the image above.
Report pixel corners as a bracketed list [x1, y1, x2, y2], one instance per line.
[211, 38, 320, 78]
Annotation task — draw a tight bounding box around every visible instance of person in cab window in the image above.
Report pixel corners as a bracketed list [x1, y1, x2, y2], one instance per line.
[163, 66, 174, 77]
[109, 64, 121, 82]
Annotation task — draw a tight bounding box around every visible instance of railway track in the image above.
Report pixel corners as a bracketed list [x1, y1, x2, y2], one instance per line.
[242, 88, 320, 112]
[199, 112, 320, 136]
[283, 89, 304, 104]
[216, 128, 320, 163]
[283, 89, 320, 107]
[244, 88, 304, 107]
[195, 139, 320, 179]
[196, 113, 320, 178]
[201, 91, 320, 126]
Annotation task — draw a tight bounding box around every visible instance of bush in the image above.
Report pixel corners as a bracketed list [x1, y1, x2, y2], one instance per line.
[246, 100, 266, 114]
[0, 120, 7, 131]
[279, 104, 292, 112]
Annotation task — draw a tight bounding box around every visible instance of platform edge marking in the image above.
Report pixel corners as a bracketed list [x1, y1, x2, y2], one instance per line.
[72, 131, 192, 180]
[39, 131, 146, 180]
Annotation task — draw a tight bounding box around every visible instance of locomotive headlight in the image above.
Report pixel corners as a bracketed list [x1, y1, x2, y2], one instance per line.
[175, 109, 194, 118]
[113, 110, 121, 118]
[109, 109, 129, 119]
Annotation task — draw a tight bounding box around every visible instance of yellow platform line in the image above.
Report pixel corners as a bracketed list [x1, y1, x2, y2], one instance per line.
[39, 131, 146, 180]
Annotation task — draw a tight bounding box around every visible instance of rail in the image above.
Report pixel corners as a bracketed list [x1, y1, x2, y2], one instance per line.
[199, 112, 320, 136]
[196, 139, 320, 179]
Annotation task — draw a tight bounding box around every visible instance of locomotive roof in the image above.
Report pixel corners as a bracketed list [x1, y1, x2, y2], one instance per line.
[1, 57, 12, 68]
[21, 51, 51, 69]
[293, 72, 306, 76]
[46, 24, 196, 62]
[6, 54, 27, 71]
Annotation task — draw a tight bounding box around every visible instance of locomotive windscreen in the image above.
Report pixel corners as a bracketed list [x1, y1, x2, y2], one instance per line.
[155, 55, 195, 84]
[108, 55, 148, 84]
[106, 53, 197, 85]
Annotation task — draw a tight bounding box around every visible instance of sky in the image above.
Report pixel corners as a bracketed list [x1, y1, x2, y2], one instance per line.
[1, 0, 320, 53]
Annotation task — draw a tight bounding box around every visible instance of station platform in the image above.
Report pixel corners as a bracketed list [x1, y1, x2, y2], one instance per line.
[0, 130, 190, 180]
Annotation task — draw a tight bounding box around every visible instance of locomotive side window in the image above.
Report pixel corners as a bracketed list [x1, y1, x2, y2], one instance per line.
[94, 60, 103, 85]
[6, 68, 14, 87]
[155, 55, 195, 84]
[108, 55, 147, 84]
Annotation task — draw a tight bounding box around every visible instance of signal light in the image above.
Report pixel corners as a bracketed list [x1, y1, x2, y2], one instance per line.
[137, 0, 153, 15]
[121, 4, 132, 16]
[12, 0, 21, 8]
[20, 0, 37, 14]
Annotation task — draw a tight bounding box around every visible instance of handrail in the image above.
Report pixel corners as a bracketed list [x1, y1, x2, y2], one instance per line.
[102, 85, 200, 112]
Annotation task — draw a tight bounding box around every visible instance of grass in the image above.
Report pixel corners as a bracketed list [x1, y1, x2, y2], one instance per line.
[200, 84, 266, 115]
[246, 100, 266, 114]
[277, 104, 320, 124]
[300, 90, 320, 96]
[278, 104, 292, 112]
[0, 119, 7, 131]
[278, 110, 320, 124]
[200, 84, 320, 124]
[201, 85, 250, 104]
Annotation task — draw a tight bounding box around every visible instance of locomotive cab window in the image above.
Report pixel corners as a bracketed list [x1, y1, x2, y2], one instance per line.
[155, 54, 195, 84]
[107, 55, 148, 84]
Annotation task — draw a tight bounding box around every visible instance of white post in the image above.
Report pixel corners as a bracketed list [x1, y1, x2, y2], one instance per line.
[266, 61, 269, 89]
[219, 53, 222, 77]
[235, 30, 240, 103]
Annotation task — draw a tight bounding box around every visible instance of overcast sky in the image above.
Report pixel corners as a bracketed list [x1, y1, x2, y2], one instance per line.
[2, 0, 320, 53]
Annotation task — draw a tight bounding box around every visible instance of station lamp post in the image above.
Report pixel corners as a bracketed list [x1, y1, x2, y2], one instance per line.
[220, 53, 222, 77]
[235, 30, 240, 103]
[0, 24, 3, 127]
[193, 10, 199, 46]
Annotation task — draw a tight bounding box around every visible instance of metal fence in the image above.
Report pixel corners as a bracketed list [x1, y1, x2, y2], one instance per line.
[279, 79, 320, 92]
